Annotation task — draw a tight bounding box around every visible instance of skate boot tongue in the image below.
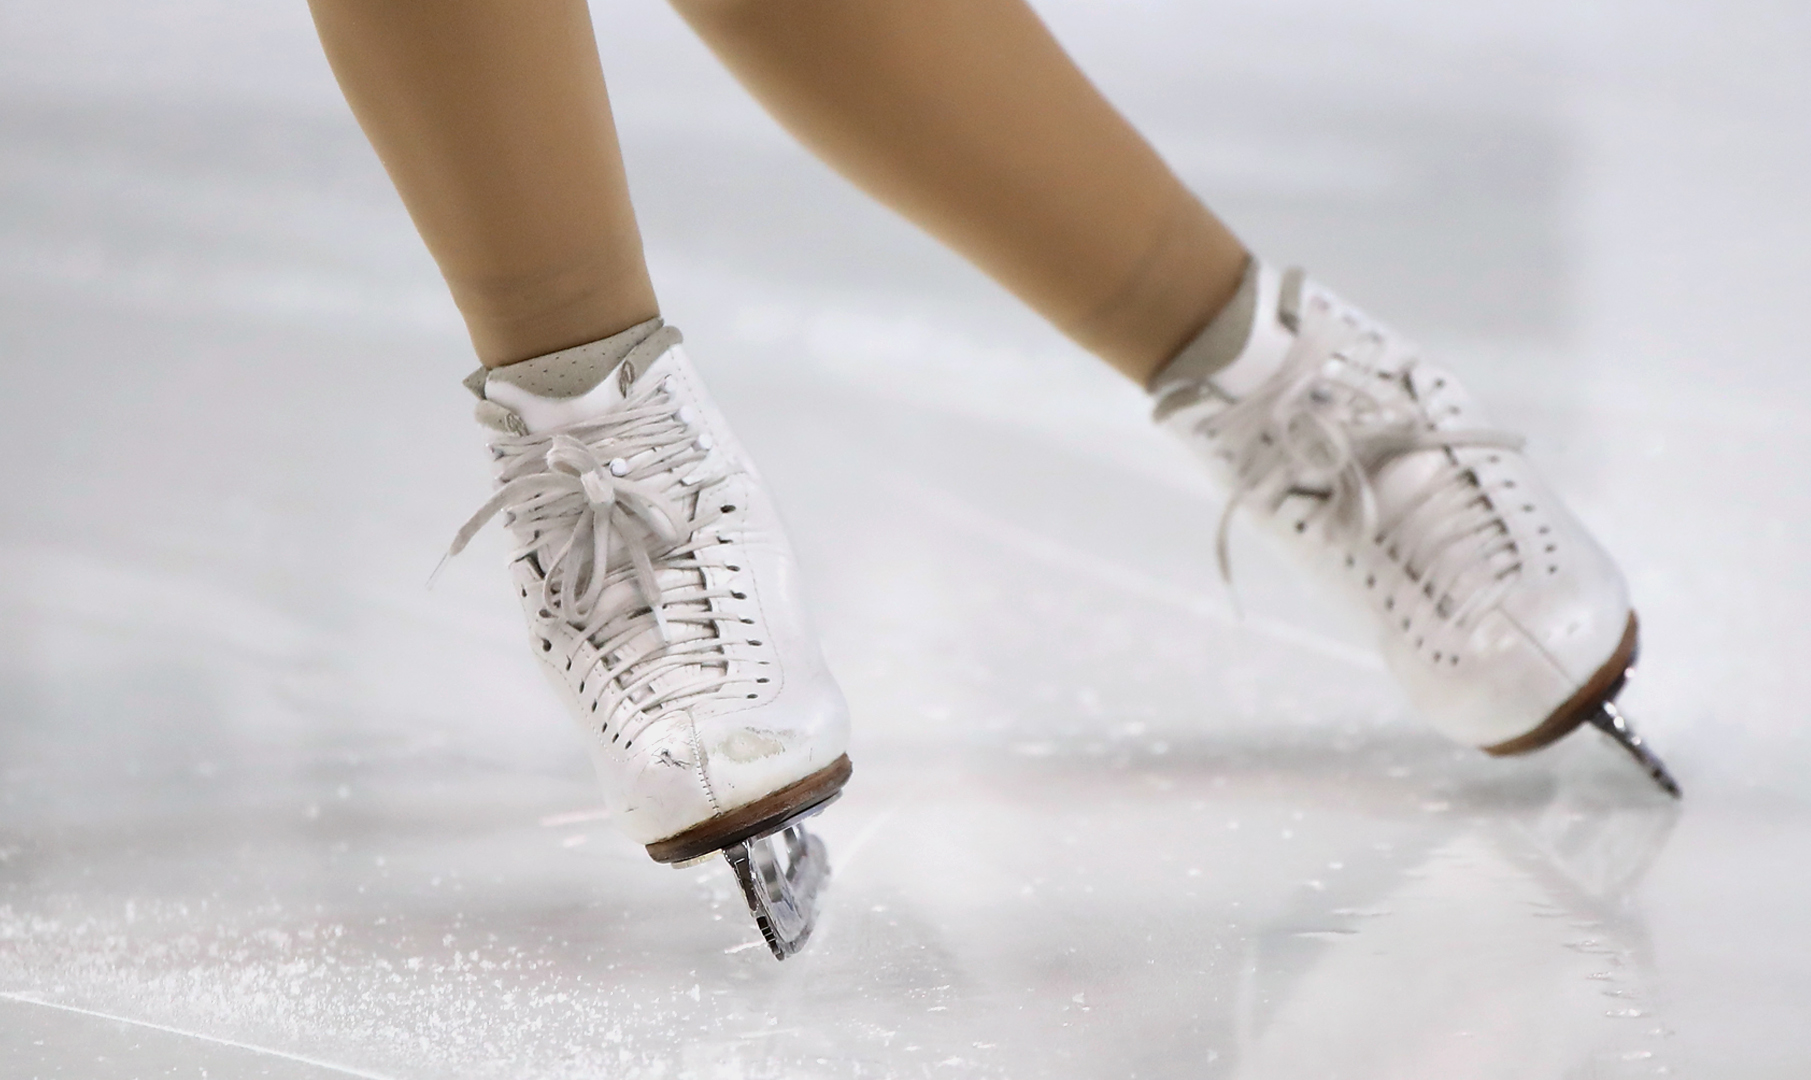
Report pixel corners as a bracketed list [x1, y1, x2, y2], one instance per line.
[465, 317, 667, 434]
[1149, 259, 1303, 411]
[453, 317, 735, 734]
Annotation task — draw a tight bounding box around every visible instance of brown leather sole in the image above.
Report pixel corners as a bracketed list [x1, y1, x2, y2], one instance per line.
[644, 754, 854, 865]
[1483, 613, 1640, 757]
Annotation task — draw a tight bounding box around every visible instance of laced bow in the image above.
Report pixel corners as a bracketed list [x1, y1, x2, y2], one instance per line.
[1204, 307, 1526, 626]
[443, 374, 740, 738]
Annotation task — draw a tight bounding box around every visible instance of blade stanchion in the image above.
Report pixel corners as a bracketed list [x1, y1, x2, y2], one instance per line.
[724, 822, 831, 959]
[1589, 700, 1682, 798]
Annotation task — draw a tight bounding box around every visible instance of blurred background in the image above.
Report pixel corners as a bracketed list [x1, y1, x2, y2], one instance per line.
[1, 1, 1807, 1076]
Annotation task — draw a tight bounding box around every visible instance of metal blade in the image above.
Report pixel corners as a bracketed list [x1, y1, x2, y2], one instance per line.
[724, 821, 831, 960]
[1589, 700, 1682, 798]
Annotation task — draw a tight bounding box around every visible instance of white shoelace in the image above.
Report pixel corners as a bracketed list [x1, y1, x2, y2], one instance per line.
[1205, 304, 1526, 627]
[445, 375, 745, 742]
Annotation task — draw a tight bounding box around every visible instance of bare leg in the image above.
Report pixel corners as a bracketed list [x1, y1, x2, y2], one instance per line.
[307, 0, 657, 367]
[670, 0, 1248, 384]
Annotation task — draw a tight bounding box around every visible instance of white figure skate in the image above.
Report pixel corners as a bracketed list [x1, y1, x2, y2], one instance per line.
[447, 319, 854, 956]
[1152, 263, 1677, 796]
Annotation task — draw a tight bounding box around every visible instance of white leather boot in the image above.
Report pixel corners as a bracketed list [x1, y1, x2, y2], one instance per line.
[1151, 262, 1677, 795]
[448, 318, 854, 955]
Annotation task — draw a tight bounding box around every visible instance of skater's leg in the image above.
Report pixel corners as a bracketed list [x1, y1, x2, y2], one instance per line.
[676, 0, 1674, 791]
[307, 0, 657, 367]
[312, 3, 857, 953]
[669, 0, 1247, 384]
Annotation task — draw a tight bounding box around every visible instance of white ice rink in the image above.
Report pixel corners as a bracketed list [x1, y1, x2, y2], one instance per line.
[3, 1, 1809, 1076]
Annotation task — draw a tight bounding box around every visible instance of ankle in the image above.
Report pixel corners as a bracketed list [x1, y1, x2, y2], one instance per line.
[451, 258, 660, 369]
[1064, 193, 1249, 384]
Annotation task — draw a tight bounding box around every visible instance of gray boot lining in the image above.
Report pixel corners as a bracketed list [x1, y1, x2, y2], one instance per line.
[1146, 257, 1259, 396]
[464, 317, 669, 401]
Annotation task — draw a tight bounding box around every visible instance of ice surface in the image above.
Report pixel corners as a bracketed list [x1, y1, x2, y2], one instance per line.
[3, 0, 1809, 1076]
